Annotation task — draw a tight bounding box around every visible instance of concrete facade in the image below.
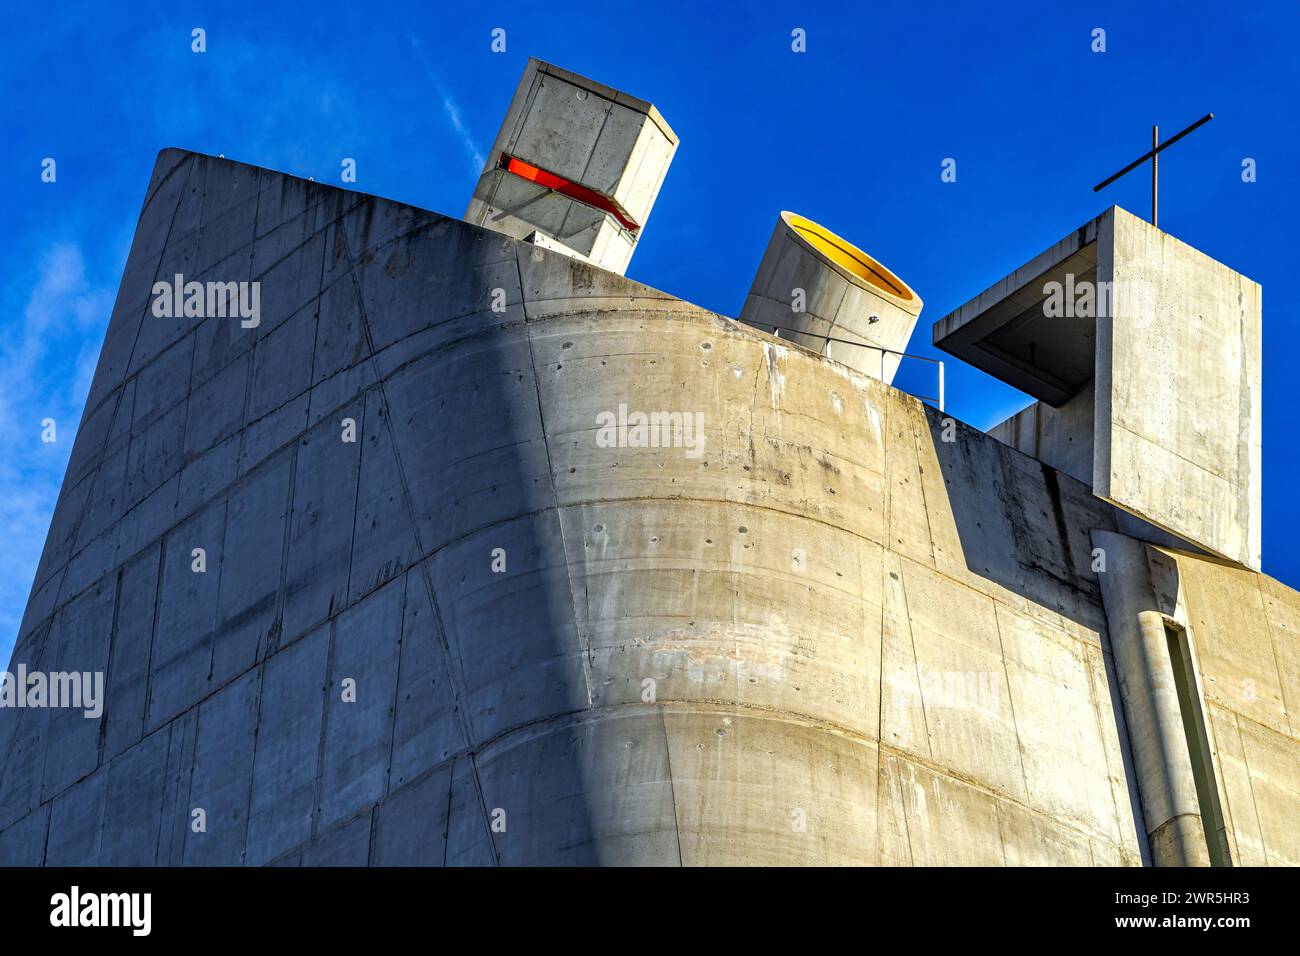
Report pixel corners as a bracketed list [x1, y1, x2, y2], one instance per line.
[0, 148, 1295, 867]
[988, 381, 1095, 487]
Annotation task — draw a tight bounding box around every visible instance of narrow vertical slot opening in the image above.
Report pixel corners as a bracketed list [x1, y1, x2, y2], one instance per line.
[1165, 623, 1232, 866]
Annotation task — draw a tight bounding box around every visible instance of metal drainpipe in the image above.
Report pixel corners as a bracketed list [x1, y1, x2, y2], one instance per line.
[1091, 529, 1213, 866]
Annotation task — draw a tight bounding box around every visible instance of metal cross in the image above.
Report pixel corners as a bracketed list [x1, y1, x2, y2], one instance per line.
[1093, 113, 1214, 229]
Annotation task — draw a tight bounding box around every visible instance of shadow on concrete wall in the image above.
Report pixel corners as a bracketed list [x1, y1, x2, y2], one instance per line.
[917, 405, 1150, 861]
[919, 405, 1115, 633]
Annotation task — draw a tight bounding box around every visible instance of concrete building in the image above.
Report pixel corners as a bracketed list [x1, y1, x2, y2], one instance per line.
[0, 62, 1295, 866]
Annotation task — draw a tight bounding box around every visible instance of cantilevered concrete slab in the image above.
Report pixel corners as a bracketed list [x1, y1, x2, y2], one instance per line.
[931, 218, 1099, 406]
[935, 207, 1262, 571]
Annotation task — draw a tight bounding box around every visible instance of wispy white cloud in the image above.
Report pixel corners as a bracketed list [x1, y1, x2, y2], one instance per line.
[407, 33, 486, 176]
[0, 244, 113, 664]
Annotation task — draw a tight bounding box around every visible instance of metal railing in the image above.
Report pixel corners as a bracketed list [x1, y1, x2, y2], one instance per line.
[767, 324, 945, 412]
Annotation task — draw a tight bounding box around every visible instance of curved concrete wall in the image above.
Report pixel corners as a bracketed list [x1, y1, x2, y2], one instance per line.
[3, 151, 1151, 865]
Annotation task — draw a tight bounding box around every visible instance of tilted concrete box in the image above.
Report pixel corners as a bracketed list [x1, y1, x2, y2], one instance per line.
[739, 211, 923, 384]
[934, 207, 1262, 571]
[465, 58, 678, 275]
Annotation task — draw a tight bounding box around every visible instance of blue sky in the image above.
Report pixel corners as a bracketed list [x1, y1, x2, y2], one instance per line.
[2, 0, 1297, 664]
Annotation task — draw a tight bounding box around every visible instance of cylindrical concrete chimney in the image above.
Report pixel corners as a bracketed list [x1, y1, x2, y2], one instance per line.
[739, 211, 922, 383]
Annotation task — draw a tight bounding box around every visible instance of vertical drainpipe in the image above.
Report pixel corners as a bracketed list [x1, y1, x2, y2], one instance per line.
[1091, 529, 1213, 866]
